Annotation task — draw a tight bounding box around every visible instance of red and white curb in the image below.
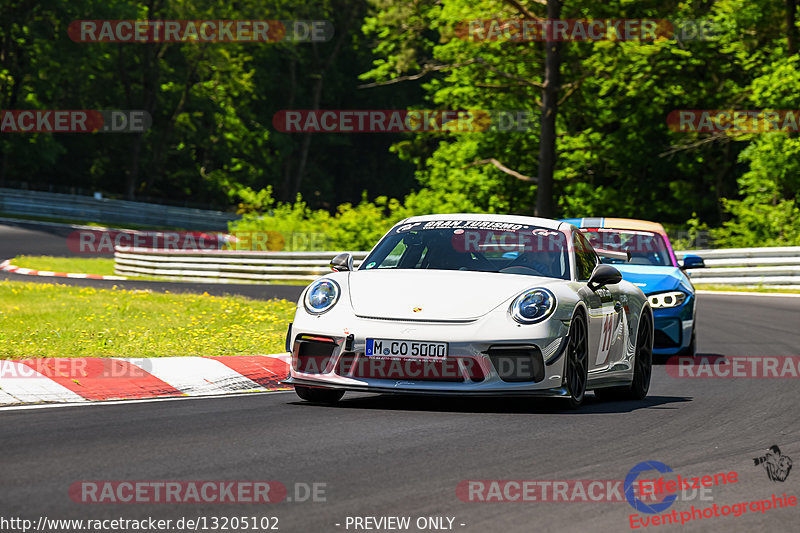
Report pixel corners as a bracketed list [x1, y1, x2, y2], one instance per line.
[0, 259, 127, 280]
[0, 354, 291, 406]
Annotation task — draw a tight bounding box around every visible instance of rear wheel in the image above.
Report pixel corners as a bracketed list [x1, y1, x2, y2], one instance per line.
[595, 311, 653, 401]
[294, 385, 345, 404]
[562, 312, 589, 409]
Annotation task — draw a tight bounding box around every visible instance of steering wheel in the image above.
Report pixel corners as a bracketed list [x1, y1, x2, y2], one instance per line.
[463, 251, 493, 270]
[505, 253, 551, 276]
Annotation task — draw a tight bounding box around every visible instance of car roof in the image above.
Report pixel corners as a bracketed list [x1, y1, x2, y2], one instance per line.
[561, 217, 667, 234]
[398, 213, 564, 230]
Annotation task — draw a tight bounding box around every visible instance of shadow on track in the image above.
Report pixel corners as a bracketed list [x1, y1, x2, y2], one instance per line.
[653, 352, 727, 365]
[288, 393, 691, 415]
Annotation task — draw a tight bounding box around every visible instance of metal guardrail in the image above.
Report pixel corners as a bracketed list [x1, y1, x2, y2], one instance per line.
[676, 247, 800, 288]
[115, 246, 800, 287]
[114, 248, 370, 283]
[0, 187, 238, 230]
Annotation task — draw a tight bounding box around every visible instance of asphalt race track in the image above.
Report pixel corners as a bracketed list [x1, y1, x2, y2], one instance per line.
[0, 222, 304, 301]
[2, 224, 800, 532]
[0, 220, 76, 257]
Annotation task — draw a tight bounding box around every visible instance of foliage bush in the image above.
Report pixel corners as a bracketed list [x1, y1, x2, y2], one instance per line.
[230, 183, 500, 251]
[232, 187, 405, 250]
[710, 135, 800, 248]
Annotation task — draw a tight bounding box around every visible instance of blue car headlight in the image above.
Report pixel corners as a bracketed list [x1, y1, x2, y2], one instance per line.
[511, 288, 556, 324]
[648, 291, 687, 309]
[304, 279, 341, 314]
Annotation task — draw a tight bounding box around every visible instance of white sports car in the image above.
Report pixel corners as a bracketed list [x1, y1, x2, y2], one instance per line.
[284, 214, 653, 408]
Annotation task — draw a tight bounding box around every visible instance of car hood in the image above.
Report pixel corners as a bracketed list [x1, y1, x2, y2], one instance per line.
[347, 269, 557, 321]
[612, 264, 684, 294]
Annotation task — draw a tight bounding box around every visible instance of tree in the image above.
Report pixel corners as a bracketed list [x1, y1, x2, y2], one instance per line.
[536, 0, 561, 217]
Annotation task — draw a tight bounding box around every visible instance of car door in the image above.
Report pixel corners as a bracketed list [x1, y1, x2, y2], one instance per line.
[573, 231, 618, 371]
[603, 278, 630, 368]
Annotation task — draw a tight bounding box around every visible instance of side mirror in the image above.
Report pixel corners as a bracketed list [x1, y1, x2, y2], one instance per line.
[681, 255, 705, 269]
[588, 264, 623, 291]
[330, 252, 354, 272]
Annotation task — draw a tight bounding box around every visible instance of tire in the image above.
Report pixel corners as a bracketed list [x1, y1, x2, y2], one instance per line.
[595, 310, 653, 401]
[562, 311, 589, 409]
[294, 385, 345, 404]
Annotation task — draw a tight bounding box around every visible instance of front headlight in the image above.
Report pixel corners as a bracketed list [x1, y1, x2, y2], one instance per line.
[511, 288, 556, 324]
[648, 291, 687, 309]
[304, 279, 341, 314]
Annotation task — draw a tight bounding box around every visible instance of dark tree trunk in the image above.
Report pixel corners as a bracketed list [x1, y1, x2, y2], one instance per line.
[291, 74, 324, 198]
[0, 3, 27, 186]
[281, 56, 298, 201]
[535, 0, 562, 218]
[126, 134, 143, 199]
[788, 0, 798, 55]
[290, 4, 358, 199]
[124, 0, 162, 201]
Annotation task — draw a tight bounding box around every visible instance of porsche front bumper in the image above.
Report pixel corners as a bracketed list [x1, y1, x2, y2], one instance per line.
[283, 315, 573, 396]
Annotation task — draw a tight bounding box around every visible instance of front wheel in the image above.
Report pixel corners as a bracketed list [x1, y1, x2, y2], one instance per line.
[294, 385, 345, 404]
[562, 311, 589, 409]
[595, 310, 653, 401]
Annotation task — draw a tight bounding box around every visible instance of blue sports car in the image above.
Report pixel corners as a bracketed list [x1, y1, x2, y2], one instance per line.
[563, 218, 705, 356]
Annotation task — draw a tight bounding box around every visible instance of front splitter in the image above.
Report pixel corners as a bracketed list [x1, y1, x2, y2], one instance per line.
[283, 377, 571, 397]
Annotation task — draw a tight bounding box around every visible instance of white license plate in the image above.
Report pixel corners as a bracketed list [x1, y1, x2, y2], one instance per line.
[365, 338, 448, 358]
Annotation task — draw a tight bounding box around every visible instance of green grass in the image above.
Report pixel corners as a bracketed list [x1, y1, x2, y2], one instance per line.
[694, 284, 800, 294]
[11, 255, 117, 276]
[0, 281, 296, 358]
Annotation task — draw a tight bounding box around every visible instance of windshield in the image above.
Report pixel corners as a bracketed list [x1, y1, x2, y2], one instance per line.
[361, 220, 570, 280]
[581, 228, 673, 266]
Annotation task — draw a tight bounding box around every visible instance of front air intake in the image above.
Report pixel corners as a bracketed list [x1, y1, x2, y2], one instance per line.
[488, 346, 545, 383]
[293, 335, 338, 373]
